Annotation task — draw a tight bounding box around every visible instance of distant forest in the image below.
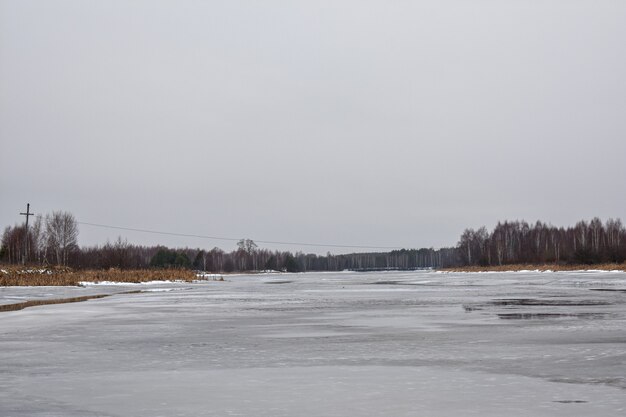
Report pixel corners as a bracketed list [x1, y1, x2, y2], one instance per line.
[1, 213, 625, 272]
[457, 218, 625, 266]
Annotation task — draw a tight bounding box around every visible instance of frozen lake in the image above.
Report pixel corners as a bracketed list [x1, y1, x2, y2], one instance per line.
[1, 270, 625, 416]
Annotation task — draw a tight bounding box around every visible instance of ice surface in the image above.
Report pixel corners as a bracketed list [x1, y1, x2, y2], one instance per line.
[1, 271, 625, 416]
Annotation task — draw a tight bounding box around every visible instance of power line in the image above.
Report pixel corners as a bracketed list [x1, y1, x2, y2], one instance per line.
[77, 221, 404, 250]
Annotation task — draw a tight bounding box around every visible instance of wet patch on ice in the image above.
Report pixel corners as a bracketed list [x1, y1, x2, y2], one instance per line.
[370, 280, 441, 286]
[463, 297, 614, 322]
[549, 376, 626, 389]
[498, 312, 608, 320]
[553, 400, 588, 403]
[464, 297, 611, 312]
[264, 280, 294, 285]
[463, 304, 484, 312]
[490, 298, 610, 306]
[259, 331, 355, 338]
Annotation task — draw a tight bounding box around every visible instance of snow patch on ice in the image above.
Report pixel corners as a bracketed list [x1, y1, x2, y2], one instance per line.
[78, 280, 183, 286]
[196, 273, 224, 278]
[437, 269, 625, 275]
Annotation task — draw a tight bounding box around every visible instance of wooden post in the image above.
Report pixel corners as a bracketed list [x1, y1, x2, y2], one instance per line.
[19, 203, 34, 265]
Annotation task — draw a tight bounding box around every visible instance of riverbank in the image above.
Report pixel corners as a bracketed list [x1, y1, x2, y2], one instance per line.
[0, 266, 203, 286]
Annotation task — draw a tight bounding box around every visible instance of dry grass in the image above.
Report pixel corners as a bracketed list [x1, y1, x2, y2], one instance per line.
[440, 263, 626, 273]
[0, 266, 201, 286]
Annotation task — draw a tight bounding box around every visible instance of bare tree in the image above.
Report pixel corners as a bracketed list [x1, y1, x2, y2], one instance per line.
[30, 215, 45, 264]
[45, 211, 79, 266]
[237, 239, 258, 270]
[1, 225, 26, 264]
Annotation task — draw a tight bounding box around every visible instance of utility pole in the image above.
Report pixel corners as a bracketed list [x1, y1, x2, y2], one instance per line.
[20, 203, 34, 265]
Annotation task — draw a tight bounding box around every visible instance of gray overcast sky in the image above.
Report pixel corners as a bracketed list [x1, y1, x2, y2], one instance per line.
[1, 0, 625, 254]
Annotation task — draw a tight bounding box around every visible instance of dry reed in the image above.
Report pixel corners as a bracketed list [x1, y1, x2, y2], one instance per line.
[0, 266, 200, 287]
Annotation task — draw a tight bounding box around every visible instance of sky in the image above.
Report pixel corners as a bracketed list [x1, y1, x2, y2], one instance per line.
[1, 0, 625, 254]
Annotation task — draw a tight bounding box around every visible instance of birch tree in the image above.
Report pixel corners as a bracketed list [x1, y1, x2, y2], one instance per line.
[45, 211, 79, 266]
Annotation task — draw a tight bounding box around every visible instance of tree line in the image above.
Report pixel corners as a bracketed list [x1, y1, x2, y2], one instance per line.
[2, 212, 624, 271]
[0, 212, 457, 271]
[1, 211, 78, 266]
[48, 238, 458, 272]
[457, 218, 626, 266]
